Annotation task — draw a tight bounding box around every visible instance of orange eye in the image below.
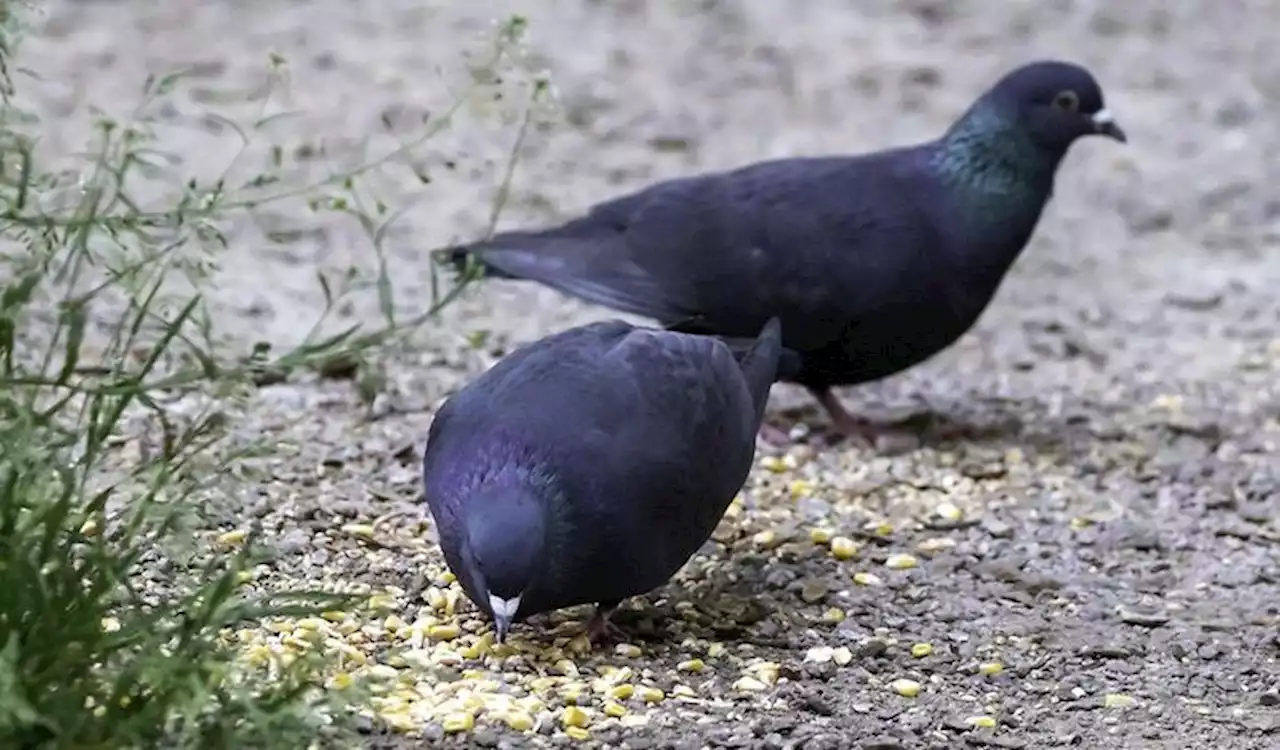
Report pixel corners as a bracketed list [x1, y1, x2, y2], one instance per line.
[1053, 90, 1080, 112]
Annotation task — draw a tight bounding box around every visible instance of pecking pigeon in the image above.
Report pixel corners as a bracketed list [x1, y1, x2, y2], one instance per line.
[438, 60, 1127, 444]
[420, 317, 783, 643]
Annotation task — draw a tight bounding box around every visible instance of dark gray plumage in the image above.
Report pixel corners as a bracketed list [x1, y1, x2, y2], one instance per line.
[421, 317, 783, 643]
[438, 60, 1127, 443]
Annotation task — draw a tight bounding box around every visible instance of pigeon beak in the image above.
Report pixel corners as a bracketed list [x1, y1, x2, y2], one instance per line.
[488, 593, 521, 643]
[1091, 109, 1127, 143]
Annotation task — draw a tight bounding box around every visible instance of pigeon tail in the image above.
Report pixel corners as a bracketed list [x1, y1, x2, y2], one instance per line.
[730, 317, 784, 421]
[436, 242, 520, 280]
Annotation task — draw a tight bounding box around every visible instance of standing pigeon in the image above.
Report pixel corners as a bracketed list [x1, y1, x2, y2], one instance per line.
[421, 317, 783, 643]
[438, 60, 1127, 444]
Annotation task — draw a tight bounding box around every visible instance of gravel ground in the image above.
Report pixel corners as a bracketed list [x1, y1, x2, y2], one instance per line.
[21, 1, 1280, 748]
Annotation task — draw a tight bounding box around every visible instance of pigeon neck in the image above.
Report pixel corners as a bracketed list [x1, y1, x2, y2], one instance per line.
[932, 102, 1062, 215]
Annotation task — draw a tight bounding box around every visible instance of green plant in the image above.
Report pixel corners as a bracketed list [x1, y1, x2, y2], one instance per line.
[0, 9, 548, 749]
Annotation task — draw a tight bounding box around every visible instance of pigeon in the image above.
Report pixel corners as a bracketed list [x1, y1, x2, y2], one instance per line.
[420, 316, 783, 643]
[437, 60, 1127, 444]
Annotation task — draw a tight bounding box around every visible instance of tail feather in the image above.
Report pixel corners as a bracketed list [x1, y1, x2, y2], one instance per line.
[730, 317, 787, 422]
[434, 242, 520, 280]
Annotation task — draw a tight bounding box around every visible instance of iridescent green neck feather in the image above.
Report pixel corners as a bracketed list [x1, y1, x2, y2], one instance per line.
[930, 102, 1062, 225]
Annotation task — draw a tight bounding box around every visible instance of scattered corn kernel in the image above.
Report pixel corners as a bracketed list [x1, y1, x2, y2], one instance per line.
[966, 715, 997, 729]
[853, 572, 883, 586]
[733, 676, 768, 692]
[384, 614, 406, 633]
[748, 661, 781, 684]
[321, 610, 346, 623]
[1069, 516, 1094, 531]
[560, 706, 591, 728]
[832, 646, 853, 666]
[917, 537, 956, 554]
[326, 672, 354, 690]
[380, 712, 418, 732]
[760, 455, 788, 473]
[672, 684, 696, 698]
[217, 529, 247, 546]
[978, 661, 1004, 676]
[936, 502, 963, 522]
[911, 643, 934, 658]
[80, 519, 99, 536]
[603, 701, 628, 718]
[342, 523, 376, 539]
[556, 659, 581, 677]
[614, 643, 642, 658]
[885, 553, 918, 570]
[235, 570, 252, 584]
[608, 684, 635, 700]
[428, 624, 460, 641]
[677, 659, 705, 673]
[101, 617, 121, 633]
[866, 521, 894, 536]
[890, 679, 921, 697]
[821, 607, 846, 624]
[789, 479, 814, 498]
[809, 527, 834, 544]
[441, 712, 474, 733]
[638, 687, 665, 703]
[829, 536, 858, 560]
[1104, 693, 1135, 708]
[502, 710, 534, 731]
[565, 727, 591, 741]
[424, 587, 446, 611]
[752, 529, 781, 549]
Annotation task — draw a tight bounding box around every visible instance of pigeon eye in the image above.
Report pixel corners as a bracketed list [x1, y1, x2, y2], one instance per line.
[1052, 90, 1080, 112]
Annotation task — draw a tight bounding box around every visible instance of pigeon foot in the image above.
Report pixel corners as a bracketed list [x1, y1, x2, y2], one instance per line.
[806, 387, 876, 445]
[585, 602, 627, 645]
[757, 422, 793, 447]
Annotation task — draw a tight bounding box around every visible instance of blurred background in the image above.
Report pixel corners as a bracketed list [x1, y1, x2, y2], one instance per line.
[19, 0, 1279, 412]
[8, 3, 1279, 747]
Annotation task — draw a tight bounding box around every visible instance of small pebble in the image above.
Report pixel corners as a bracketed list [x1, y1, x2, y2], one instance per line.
[734, 676, 768, 692]
[805, 646, 835, 663]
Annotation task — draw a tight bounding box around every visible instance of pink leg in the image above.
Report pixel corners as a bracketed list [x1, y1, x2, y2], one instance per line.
[585, 602, 627, 645]
[808, 387, 879, 446]
[757, 422, 793, 446]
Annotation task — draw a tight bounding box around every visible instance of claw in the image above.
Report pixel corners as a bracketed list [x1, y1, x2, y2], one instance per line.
[585, 603, 627, 645]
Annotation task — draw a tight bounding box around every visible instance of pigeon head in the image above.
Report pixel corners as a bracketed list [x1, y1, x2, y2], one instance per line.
[983, 60, 1126, 154]
[933, 60, 1126, 220]
[463, 484, 547, 642]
